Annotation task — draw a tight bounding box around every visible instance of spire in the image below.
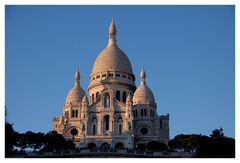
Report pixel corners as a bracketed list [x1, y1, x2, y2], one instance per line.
[107, 18, 117, 47]
[82, 94, 88, 103]
[109, 18, 117, 34]
[140, 68, 146, 85]
[74, 67, 80, 86]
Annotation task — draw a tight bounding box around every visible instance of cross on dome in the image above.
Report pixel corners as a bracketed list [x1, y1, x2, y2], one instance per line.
[108, 18, 117, 47]
[75, 67, 80, 86]
[140, 68, 146, 84]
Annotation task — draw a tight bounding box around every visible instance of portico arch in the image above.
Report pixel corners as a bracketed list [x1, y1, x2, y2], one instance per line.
[103, 115, 110, 135]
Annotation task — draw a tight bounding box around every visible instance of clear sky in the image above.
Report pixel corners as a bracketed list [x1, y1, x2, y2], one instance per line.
[5, 5, 235, 139]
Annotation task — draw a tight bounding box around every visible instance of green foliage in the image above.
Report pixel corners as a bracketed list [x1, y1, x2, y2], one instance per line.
[146, 141, 168, 151]
[168, 128, 235, 158]
[5, 125, 76, 157]
[41, 131, 75, 152]
[5, 122, 18, 156]
[16, 133, 28, 153]
[25, 131, 45, 152]
[196, 134, 235, 157]
[210, 127, 224, 138]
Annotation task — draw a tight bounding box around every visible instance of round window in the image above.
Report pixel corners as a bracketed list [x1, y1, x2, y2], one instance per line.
[71, 128, 78, 136]
[140, 127, 148, 135]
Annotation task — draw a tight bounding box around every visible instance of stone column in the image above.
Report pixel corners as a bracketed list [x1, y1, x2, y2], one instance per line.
[97, 116, 102, 135]
[109, 117, 112, 133]
[112, 119, 114, 135]
[101, 121, 103, 135]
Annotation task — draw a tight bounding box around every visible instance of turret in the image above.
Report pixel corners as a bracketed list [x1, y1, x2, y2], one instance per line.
[81, 95, 88, 119]
[126, 93, 133, 133]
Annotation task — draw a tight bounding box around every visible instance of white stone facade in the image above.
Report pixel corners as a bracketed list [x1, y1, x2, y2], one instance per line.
[52, 19, 169, 149]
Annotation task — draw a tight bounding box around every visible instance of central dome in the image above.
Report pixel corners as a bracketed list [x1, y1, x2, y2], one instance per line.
[91, 46, 133, 75]
[91, 19, 133, 76]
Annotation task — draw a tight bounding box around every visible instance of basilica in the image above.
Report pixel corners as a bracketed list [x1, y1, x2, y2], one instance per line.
[52, 19, 169, 149]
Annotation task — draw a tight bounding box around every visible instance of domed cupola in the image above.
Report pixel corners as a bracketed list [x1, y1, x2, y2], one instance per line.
[65, 68, 85, 105]
[90, 19, 134, 76]
[133, 68, 155, 105]
[88, 19, 136, 100]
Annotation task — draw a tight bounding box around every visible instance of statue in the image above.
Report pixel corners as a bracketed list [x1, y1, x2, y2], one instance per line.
[80, 121, 85, 133]
[79, 121, 86, 147]
[128, 121, 132, 132]
[64, 111, 69, 124]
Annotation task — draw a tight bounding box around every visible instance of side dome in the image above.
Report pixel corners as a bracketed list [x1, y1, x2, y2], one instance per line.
[133, 69, 155, 105]
[65, 68, 85, 105]
[91, 19, 133, 76]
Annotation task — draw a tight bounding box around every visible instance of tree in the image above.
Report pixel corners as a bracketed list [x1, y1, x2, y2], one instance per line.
[25, 131, 45, 152]
[15, 133, 28, 154]
[34, 132, 45, 151]
[169, 128, 235, 158]
[168, 134, 201, 152]
[196, 128, 234, 158]
[210, 127, 224, 138]
[41, 131, 75, 152]
[5, 122, 18, 156]
[63, 140, 76, 151]
[147, 141, 168, 151]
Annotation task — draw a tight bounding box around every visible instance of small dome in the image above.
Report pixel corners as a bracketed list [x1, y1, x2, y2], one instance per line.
[66, 85, 85, 104]
[133, 84, 155, 104]
[91, 19, 133, 76]
[133, 69, 155, 104]
[66, 68, 85, 105]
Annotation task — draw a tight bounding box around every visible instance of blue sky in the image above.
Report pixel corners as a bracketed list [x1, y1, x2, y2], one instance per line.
[5, 5, 235, 138]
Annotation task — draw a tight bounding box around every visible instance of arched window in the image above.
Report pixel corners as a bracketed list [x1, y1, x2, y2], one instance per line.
[104, 115, 110, 131]
[96, 92, 100, 101]
[119, 124, 122, 135]
[92, 93, 94, 103]
[122, 91, 126, 103]
[150, 110, 154, 117]
[71, 110, 75, 118]
[92, 117, 97, 135]
[116, 90, 120, 101]
[117, 117, 123, 135]
[93, 124, 96, 135]
[75, 110, 78, 117]
[104, 93, 110, 107]
[144, 109, 147, 116]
